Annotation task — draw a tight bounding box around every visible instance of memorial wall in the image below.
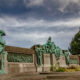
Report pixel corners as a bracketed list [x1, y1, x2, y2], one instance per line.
[0, 30, 80, 74]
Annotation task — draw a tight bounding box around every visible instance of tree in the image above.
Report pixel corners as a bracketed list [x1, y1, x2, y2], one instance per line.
[69, 28, 80, 55]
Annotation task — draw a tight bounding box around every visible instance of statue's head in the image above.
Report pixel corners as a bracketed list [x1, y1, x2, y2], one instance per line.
[0, 30, 5, 36]
[48, 37, 51, 41]
[47, 37, 51, 43]
[37, 44, 40, 48]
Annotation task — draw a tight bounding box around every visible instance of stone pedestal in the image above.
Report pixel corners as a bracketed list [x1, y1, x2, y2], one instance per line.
[0, 52, 8, 74]
[37, 66, 43, 72]
[52, 54, 57, 66]
[8, 63, 36, 74]
[4, 52, 8, 73]
[43, 54, 50, 72]
[59, 56, 67, 67]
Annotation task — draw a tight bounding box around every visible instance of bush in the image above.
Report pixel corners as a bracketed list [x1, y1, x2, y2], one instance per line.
[50, 65, 53, 72]
[69, 65, 80, 69]
[65, 65, 80, 72]
[75, 68, 80, 71]
[69, 65, 77, 69]
[65, 69, 75, 72]
[56, 67, 65, 72]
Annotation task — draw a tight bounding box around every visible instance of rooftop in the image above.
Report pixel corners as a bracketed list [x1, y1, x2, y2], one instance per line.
[5, 45, 35, 54]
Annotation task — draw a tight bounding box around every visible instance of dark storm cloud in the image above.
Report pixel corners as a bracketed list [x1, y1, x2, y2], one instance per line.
[0, 0, 79, 49]
[0, 0, 80, 19]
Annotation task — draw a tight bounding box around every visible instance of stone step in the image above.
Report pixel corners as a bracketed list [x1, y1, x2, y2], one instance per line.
[4, 72, 46, 80]
[47, 75, 80, 80]
[40, 72, 78, 75]
[10, 72, 39, 77]
[7, 76, 46, 80]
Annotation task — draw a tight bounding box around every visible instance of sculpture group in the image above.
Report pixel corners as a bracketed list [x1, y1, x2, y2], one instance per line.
[36, 37, 69, 66]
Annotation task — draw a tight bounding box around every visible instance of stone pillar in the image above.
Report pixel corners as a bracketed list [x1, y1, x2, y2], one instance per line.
[52, 54, 57, 66]
[34, 54, 37, 72]
[78, 55, 80, 65]
[42, 54, 50, 72]
[0, 52, 8, 74]
[59, 56, 67, 67]
[4, 52, 8, 73]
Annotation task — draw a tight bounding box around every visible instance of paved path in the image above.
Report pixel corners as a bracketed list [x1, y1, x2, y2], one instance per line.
[0, 71, 80, 80]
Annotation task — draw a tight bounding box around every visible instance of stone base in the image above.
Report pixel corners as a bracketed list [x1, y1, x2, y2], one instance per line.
[37, 67, 42, 72]
[42, 64, 50, 72]
[8, 62, 36, 74]
[43, 54, 50, 72]
[59, 56, 67, 67]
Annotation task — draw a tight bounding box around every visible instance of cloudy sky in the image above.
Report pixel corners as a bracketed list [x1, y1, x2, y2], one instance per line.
[0, 0, 80, 49]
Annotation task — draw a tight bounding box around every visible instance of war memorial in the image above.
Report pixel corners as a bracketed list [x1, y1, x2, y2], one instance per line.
[0, 30, 80, 74]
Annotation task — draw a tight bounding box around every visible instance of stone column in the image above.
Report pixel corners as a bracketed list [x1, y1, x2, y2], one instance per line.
[34, 54, 37, 72]
[59, 56, 67, 67]
[52, 54, 57, 66]
[4, 52, 8, 73]
[78, 55, 80, 65]
[43, 54, 50, 72]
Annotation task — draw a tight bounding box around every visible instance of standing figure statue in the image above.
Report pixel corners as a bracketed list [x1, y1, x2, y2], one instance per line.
[65, 50, 69, 65]
[35, 45, 43, 66]
[0, 30, 6, 74]
[55, 46, 62, 59]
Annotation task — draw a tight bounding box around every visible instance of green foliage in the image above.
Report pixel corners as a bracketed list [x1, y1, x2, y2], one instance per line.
[65, 65, 80, 72]
[68, 65, 80, 69]
[56, 67, 65, 72]
[50, 63, 60, 72]
[69, 29, 80, 55]
[50, 65, 53, 72]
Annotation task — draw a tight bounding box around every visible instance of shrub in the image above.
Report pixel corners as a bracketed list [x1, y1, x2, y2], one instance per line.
[65, 65, 80, 72]
[56, 67, 65, 72]
[69, 65, 77, 69]
[69, 65, 80, 69]
[50, 65, 53, 72]
[65, 69, 75, 72]
[75, 68, 80, 71]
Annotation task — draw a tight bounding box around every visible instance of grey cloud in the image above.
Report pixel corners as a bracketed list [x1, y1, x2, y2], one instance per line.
[0, 0, 79, 49]
[24, 0, 44, 7]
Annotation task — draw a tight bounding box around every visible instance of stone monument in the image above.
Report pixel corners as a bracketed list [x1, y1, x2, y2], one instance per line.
[35, 37, 70, 72]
